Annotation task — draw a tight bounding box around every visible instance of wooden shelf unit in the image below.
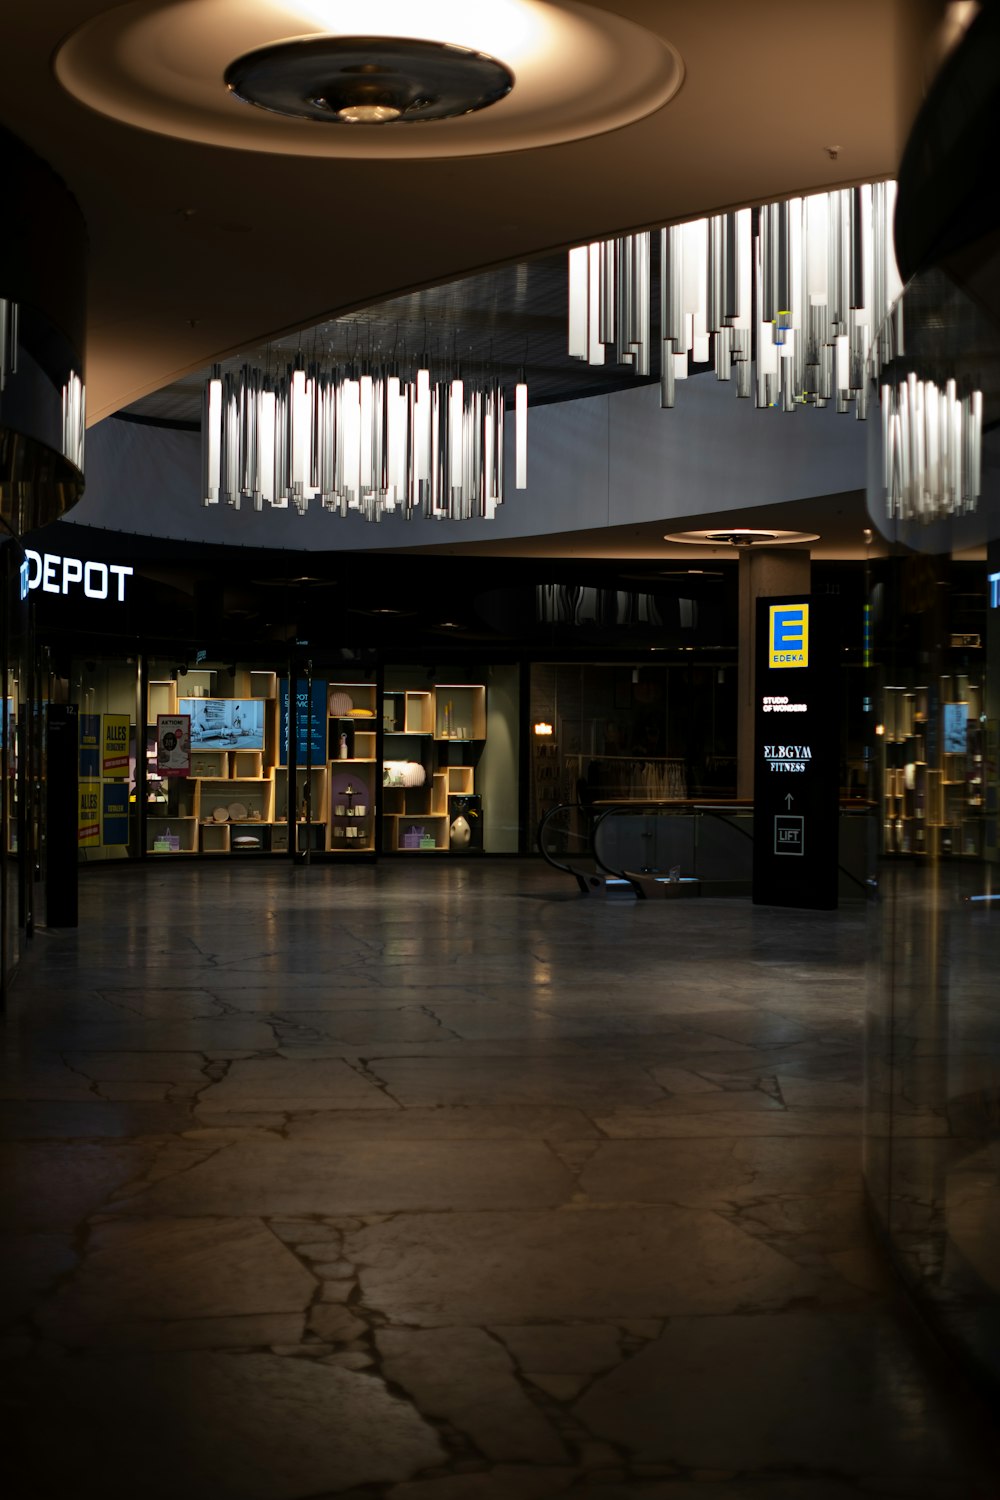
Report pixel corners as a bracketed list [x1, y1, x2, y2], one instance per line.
[880, 681, 985, 859]
[380, 680, 487, 853]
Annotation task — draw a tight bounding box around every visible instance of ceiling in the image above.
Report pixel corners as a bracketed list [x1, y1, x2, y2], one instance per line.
[121, 250, 661, 423]
[1, 1, 945, 424]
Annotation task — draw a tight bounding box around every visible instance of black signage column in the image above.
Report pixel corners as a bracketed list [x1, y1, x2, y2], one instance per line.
[752, 595, 840, 910]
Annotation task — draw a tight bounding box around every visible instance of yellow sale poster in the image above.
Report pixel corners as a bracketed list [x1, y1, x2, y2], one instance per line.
[102, 714, 130, 778]
[79, 782, 100, 846]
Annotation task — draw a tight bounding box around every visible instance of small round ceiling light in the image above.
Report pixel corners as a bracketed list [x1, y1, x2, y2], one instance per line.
[664, 527, 819, 549]
[224, 36, 514, 126]
[54, 0, 684, 161]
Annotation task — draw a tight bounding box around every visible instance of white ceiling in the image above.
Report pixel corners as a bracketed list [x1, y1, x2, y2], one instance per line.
[1, 1, 944, 422]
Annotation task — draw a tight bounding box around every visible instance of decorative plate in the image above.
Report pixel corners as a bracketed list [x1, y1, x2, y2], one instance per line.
[212, 805, 230, 821]
[228, 801, 248, 821]
[329, 691, 353, 715]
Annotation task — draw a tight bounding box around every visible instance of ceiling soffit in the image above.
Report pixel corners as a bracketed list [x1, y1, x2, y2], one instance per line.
[1, 1, 942, 419]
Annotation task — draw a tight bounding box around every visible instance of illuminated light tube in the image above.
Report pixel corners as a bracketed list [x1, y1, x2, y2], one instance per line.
[0, 298, 18, 392]
[515, 381, 527, 489]
[573, 181, 901, 420]
[200, 361, 521, 523]
[882, 375, 983, 520]
[61, 370, 86, 471]
[202, 367, 223, 505]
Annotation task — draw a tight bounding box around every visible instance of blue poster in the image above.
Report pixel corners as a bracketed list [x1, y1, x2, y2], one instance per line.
[102, 781, 130, 845]
[79, 712, 101, 777]
[278, 679, 328, 767]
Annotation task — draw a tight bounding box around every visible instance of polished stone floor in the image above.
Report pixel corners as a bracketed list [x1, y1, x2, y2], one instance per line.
[1, 860, 996, 1499]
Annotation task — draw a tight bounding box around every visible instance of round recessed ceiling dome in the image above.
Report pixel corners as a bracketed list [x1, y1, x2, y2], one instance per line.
[224, 36, 514, 125]
[54, 0, 684, 160]
[664, 527, 820, 549]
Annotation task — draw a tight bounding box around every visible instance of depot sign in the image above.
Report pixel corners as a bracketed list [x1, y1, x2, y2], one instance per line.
[20, 551, 133, 603]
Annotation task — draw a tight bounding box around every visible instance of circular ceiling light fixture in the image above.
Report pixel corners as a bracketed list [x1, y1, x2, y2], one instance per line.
[224, 36, 514, 125]
[54, 0, 683, 160]
[664, 527, 820, 549]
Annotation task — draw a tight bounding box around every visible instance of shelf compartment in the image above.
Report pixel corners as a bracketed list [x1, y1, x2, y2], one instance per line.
[196, 777, 274, 825]
[200, 823, 231, 854]
[446, 766, 475, 795]
[387, 813, 449, 851]
[147, 815, 197, 854]
[329, 681, 377, 719]
[274, 765, 328, 823]
[233, 750, 264, 778]
[189, 750, 229, 779]
[404, 691, 434, 734]
[434, 684, 486, 741]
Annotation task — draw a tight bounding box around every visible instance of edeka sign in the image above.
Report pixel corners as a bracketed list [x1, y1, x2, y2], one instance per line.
[753, 594, 840, 910]
[768, 603, 809, 668]
[21, 550, 132, 602]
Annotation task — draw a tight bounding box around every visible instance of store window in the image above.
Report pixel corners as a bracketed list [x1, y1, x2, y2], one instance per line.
[382, 664, 519, 855]
[528, 660, 736, 838]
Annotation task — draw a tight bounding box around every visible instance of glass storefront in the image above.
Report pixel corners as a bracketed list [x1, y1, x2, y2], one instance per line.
[864, 262, 1000, 1393]
[63, 653, 523, 861]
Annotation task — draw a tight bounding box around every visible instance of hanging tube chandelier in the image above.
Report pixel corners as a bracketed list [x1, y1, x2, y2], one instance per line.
[202, 361, 527, 521]
[569, 181, 903, 420]
[882, 375, 982, 522]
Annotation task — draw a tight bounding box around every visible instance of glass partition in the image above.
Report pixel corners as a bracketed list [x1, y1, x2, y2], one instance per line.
[863, 262, 1000, 1393]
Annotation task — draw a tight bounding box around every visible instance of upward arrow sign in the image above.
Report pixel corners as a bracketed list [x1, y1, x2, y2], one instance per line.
[784, 792, 794, 809]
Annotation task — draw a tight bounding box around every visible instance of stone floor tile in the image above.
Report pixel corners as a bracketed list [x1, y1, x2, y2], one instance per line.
[308, 1304, 367, 1342]
[274, 1008, 454, 1043]
[94, 988, 225, 1019]
[197, 1056, 396, 1112]
[386, 1466, 578, 1500]
[0, 1142, 154, 1232]
[573, 1314, 992, 1481]
[0, 1232, 78, 1324]
[369, 1056, 668, 1111]
[105, 1139, 575, 1217]
[348, 1208, 816, 1325]
[7, 1349, 445, 1498]
[777, 1075, 866, 1107]
[64, 1051, 210, 1081]
[378, 1327, 569, 1463]
[123, 1312, 305, 1350]
[0, 1099, 194, 1138]
[2, 862, 997, 1497]
[35, 1217, 315, 1346]
[579, 1136, 860, 1206]
[648, 1066, 723, 1094]
[286, 1105, 600, 1142]
[592, 1108, 858, 1138]
[490, 1324, 623, 1379]
[28, 1020, 280, 1053]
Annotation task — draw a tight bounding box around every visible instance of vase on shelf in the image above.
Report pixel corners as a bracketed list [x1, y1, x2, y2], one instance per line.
[449, 814, 471, 850]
